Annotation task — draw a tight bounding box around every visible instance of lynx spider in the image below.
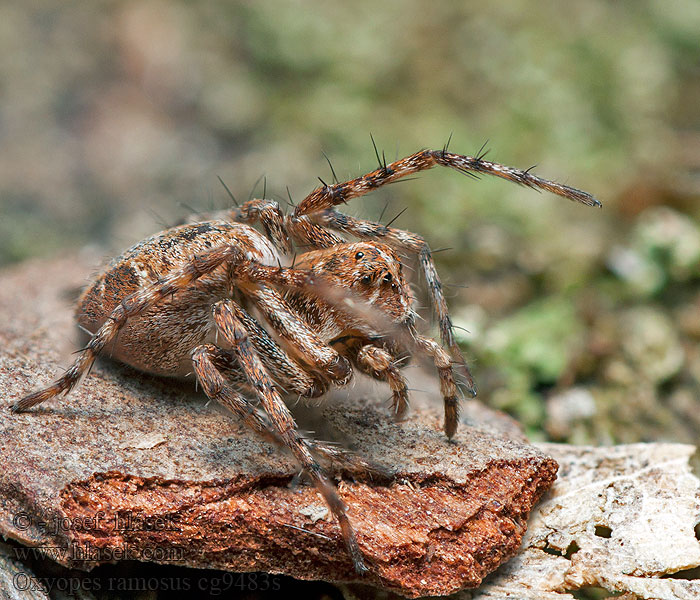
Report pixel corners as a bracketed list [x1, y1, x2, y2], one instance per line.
[12, 143, 599, 573]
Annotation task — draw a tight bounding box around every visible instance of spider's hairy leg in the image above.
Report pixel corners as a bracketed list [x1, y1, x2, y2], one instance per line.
[413, 333, 461, 439]
[193, 343, 388, 483]
[241, 285, 353, 386]
[355, 345, 409, 420]
[229, 199, 293, 254]
[419, 246, 476, 395]
[293, 148, 599, 219]
[192, 344, 284, 446]
[224, 303, 328, 398]
[209, 302, 369, 574]
[310, 209, 477, 396]
[433, 151, 601, 207]
[11, 244, 245, 413]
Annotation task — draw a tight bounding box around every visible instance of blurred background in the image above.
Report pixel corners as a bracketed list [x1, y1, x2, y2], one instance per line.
[2, 0, 700, 451]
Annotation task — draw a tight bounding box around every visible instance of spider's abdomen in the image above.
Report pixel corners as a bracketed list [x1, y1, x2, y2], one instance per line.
[76, 220, 279, 377]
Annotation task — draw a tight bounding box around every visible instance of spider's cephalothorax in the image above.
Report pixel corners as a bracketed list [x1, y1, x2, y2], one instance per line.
[285, 241, 417, 337]
[12, 146, 599, 574]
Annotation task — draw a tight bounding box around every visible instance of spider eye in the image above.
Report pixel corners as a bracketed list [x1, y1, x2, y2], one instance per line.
[355, 251, 364, 260]
[391, 282, 399, 292]
[383, 273, 392, 283]
[361, 275, 372, 284]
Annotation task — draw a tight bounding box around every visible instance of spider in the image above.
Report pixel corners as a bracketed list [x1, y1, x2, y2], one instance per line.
[11, 145, 599, 574]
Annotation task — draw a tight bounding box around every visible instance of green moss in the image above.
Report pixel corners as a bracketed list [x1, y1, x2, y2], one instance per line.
[482, 298, 584, 384]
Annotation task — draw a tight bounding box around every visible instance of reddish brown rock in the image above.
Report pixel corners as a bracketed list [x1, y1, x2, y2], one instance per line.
[0, 255, 557, 598]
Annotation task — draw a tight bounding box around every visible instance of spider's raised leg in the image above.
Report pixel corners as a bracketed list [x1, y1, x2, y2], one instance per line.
[208, 300, 368, 574]
[287, 145, 598, 385]
[293, 148, 599, 218]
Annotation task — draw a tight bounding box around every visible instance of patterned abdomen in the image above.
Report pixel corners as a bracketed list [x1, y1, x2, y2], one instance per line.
[76, 221, 279, 376]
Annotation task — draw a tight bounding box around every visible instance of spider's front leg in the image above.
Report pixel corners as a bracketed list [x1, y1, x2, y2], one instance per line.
[411, 332, 461, 439]
[223, 302, 328, 398]
[293, 148, 600, 218]
[207, 299, 369, 574]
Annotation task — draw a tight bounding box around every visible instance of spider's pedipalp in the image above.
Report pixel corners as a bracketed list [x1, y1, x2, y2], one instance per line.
[355, 344, 409, 420]
[242, 285, 353, 385]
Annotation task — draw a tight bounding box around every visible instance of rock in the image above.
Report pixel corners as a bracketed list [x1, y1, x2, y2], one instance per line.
[0, 254, 557, 598]
[460, 443, 700, 599]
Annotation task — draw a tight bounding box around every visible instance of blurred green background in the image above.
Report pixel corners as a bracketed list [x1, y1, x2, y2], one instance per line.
[2, 0, 700, 451]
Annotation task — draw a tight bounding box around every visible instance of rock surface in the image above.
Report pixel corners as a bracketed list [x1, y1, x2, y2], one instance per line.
[0, 254, 557, 598]
[456, 442, 700, 600]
